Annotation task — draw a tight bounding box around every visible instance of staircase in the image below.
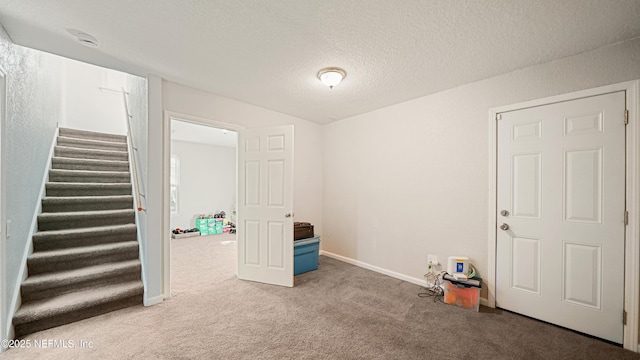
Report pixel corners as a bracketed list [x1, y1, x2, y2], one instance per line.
[12, 128, 143, 338]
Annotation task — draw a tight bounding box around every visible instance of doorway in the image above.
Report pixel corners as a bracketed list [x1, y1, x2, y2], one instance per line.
[168, 118, 238, 294]
[487, 80, 640, 351]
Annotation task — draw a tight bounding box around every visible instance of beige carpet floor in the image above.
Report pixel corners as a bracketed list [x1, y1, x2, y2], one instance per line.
[170, 233, 237, 295]
[1, 234, 639, 359]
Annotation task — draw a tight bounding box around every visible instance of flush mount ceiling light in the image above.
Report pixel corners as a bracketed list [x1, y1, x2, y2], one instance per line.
[317, 67, 346, 89]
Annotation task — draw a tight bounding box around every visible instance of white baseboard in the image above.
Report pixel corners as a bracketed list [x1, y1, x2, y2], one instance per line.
[144, 294, 163, 307]
[319, 250, 488, 307]
[320, 250, 430, 287]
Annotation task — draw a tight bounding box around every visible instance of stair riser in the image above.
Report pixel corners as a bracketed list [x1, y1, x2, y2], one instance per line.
[42, 199, 133, 213]
[28, 247, 140, 275]
[14, 294, 142, 338]
[49, 173, 130, 184]
[46, 185, 132, 197]
[52, 160, 129, 172]
[21, 270, 141, 302]
[38, 214, 135, 231]
[57, 138, 127, 152]
[54, 147, 128, 161]
[59, 128, 127, 144]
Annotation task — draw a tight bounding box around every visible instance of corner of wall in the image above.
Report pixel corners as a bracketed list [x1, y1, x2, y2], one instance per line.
[145, 74, 165, 301]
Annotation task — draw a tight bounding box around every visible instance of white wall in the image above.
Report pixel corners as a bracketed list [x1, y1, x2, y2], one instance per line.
[61, 60, 127, 135]
[0, 25, 64, 341]
[146, 80, 323, 298]
[161, 81, 324, 235]
[125, 73, 152, 304]
[145, 74, 163, 303]
[170, 140, 236, 230]
[322, 37, 640, 300]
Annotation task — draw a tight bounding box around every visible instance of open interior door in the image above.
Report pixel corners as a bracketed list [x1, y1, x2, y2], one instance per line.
[237, 125, 294, 287]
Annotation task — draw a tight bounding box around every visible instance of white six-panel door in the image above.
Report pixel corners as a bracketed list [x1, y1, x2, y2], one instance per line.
[496, 91, 626, 343]
[237, 125, 294, 287]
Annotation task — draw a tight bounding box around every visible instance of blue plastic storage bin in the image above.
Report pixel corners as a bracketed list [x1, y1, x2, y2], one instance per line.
[294, 236, 320, 275]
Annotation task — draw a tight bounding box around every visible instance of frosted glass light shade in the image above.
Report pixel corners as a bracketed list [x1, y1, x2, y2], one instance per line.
[317, 67, 346, 89]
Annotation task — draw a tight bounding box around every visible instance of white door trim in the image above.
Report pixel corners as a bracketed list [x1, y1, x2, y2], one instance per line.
[487, 80, 639, 351]
[161, 110, 244, 299]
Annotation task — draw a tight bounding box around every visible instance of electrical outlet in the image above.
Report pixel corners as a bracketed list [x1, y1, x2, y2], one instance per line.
[427, 254, 438, 266]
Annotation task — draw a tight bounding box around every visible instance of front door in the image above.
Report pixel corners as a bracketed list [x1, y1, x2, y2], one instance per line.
[496, 91, 626, 343]
[237, 125, 294, 287]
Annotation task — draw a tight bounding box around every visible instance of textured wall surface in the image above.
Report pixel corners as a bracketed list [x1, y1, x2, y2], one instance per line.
[125, 73, 149, 299]
[0, 25, 63, 324]
[169, 140, 236, 230]
[125, 74, 148, 203]
[322, 37, 640, 301]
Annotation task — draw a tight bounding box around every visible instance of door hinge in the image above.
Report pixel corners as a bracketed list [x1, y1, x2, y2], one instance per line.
[496, 113, 502, 121]
[624, 210, 629, 226]
[623, 310, 627, 325]
[625, 109, 629, 125]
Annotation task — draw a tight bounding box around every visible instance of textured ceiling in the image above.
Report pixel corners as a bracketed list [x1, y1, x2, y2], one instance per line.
[0, 1, 639, 124]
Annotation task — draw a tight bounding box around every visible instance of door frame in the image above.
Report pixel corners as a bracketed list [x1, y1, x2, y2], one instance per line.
[162, 110, 244, 299]
[487, 80, 640, 351]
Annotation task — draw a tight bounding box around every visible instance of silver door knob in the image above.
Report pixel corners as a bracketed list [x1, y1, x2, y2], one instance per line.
[284, 213, 293, 218]
[500, 223, 510, 231]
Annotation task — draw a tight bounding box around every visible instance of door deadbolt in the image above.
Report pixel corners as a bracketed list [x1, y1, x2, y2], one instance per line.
[500, 223, 510, 231]
[284, 213, 293, 218]
[500, 210, 509, 217]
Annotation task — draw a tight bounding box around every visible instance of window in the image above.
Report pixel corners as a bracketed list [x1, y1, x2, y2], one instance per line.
[170, 155, 180, 215]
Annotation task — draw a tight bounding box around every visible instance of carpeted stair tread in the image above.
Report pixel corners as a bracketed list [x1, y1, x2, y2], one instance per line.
[38, 209, 135, 231]
[54, 146, 128, 161]
[46, 182, 132, 196]
[52, 157, 129, 172]
[32, 224, 137, 251]
[59, 127, 127, 143]
[57, 136, 128, 151]
[28, 241, 140, 275]
[48, 169, 130, 183]
[13, 280, 143, 325]
[20, 260, 141, 301]
[42, 195, 133, 212]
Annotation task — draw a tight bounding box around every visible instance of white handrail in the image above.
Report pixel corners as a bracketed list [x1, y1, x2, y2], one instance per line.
[121, 88, 143, 212]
